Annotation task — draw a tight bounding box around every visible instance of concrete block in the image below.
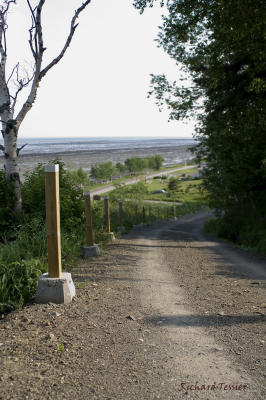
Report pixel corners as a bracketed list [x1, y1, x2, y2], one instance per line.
[35, 272, 75, 304]
[82, 244, 101, 258]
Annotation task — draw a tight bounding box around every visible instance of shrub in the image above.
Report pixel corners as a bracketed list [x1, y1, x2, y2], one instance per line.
[0, 259, 47, 313]
[168, 177, 180, 191]
[0, 169, 16, 241]
[22, 159, 85, 231]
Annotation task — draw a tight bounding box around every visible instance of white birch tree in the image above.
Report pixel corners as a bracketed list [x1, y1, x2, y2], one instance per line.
[0, 0, 91, 212]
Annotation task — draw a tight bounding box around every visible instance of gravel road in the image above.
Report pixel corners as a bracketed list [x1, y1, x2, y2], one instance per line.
[0, 211, 265, 399]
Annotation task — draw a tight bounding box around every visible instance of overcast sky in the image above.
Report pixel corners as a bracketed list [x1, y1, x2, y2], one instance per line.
[6, 0, 194, 139]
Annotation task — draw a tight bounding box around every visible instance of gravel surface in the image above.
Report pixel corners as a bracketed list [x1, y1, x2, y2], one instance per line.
[0, 211, 265, 399]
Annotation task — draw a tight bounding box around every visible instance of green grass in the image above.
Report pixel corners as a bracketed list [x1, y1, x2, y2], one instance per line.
[86, 161, 197, 191]
[142, 178, 206, 204]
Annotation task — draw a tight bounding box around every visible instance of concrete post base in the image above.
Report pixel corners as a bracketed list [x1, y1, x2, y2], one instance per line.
[106, 232, 115, 242]
[35, 272, 75, 304]
[82, 244, 101, 258]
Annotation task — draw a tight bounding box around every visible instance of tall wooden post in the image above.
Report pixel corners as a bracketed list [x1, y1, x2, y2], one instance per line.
[84, 191, 94, 246]
[45, 164, 62, 278]
[174, 205, 176, 219]
[104, 196, 110, 233]
[119, 200, 123, 229]
[142, 205, 146, 223]
[149, 207, 152, 223]
[134, 204, 138, 225]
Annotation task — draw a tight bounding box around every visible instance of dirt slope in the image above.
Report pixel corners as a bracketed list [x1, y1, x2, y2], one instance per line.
[0, 211, 265, 399]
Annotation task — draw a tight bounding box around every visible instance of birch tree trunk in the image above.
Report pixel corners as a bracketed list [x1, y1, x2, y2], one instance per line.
[2, 120, 22, 212]
[0, 0, 91, 213]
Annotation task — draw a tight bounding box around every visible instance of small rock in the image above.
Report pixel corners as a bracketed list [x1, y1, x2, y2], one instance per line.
[126, 315, 136, 321]
[46, 333, 56, 341]
[139, 338, 144, 342]
[217, 311, 225, 316]
[51, 312, 61, 317]
[214, 347, 223, 352]
[260, 303, 266, 308]
[0, 343, 4, 346]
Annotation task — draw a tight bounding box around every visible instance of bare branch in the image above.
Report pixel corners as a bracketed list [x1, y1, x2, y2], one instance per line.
[17, 142, 28, 155]
[16, 0, 91, 125]
[6, 62, 19, 85]
[39, 0, 91, 80]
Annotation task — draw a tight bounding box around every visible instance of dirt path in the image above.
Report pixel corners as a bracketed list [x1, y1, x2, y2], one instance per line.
[0, 211, 265, 399]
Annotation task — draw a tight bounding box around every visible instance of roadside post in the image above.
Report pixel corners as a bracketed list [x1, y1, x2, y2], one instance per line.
[35, 164, 75, 304]
[134, 204, 138, 225]
[174, 205, 177, 220]
[157, 207, 160, 221]
[82, 191, 101, 257]
[142, 205, 146, 225]
[118, 200, 125, 233]
[104, 196, 115, 241]
[148, 207, 152, 224]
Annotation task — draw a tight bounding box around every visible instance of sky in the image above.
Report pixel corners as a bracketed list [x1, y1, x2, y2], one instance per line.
[6, 0, 195, 139]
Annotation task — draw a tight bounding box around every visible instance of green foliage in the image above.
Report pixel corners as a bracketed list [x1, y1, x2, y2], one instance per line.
[115, 162, 126, 174]
[124, 155, 164, 173]
[22, 159, 85, 231]
[124, 157, 147, 173]
[0, 259, 47, 313]
[167, 177, 179, 191]
[90, 162, 114, 180]
[109, 182, 149, 202]
[134, 0, 266, 252]
[69, 167, 90, 187]
[0, 169, 16, 240]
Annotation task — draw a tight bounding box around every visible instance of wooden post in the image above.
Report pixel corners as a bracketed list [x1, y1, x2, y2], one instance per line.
[119, 200, 123, 229]
[167, 207, 169, 219]
[104, 196, 110, 233]
[84, 191, 94, 246]
[157, 207, 160, 220]
[149, 207, 151, 222]
[134, 204, 138, 225]
[174, 205, 176, 219]
[45, 164, 62, 278]
[142, 205, 146, 223]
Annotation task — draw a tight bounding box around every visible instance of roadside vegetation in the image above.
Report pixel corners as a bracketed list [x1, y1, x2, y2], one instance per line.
[0, 160, 200, 314]
[134, 0, 266, 256]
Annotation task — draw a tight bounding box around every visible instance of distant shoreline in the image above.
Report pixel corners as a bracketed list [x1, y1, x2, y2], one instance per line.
[0, 144, 194, 179]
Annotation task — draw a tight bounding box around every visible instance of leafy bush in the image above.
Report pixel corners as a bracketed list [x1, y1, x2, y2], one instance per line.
[168, 177, 180, 191]
[0, 169, 16, 241]
[0, 259, 47, 313]
[22, 159, 85, 231]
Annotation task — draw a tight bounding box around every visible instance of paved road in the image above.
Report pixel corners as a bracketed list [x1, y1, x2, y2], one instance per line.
[90, 165, 197, 196]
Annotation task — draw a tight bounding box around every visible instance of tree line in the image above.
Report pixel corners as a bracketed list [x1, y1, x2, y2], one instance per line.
[134, 0, 266, 252]
[90, 155, 164, 180]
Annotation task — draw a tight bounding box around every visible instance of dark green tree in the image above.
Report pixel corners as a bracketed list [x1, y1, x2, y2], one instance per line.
[115, 162, 126, 174]
[134, 0, 266, 247]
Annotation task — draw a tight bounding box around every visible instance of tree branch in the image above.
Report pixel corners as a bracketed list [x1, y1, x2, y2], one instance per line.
[39, 0, 91, 80]
[17, 143, 27, 155]
[15, 0, 91, 125]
